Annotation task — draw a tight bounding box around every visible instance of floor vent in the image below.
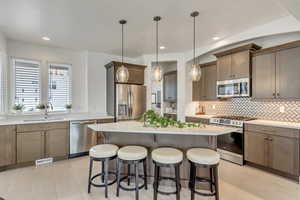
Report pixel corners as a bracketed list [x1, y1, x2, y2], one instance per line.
[35, 157, 53, 167]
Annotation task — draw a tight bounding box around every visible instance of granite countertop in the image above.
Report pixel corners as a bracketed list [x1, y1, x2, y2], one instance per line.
[186, 114, 216, 119]
[88, 121, 239, 136]
[0, 113, 114, 126]
[244, 120, 300, 130]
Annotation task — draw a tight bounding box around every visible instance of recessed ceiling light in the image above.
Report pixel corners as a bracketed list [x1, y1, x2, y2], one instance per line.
[213, 37, 220, 41]
[160, 46, 166, 50]
[42, 36, 50, 41]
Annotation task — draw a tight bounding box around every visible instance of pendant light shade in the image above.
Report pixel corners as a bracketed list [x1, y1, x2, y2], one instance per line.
[116, 19, 129, 83]
[190, 11, 201, 82]
[153, 16, 162, 82]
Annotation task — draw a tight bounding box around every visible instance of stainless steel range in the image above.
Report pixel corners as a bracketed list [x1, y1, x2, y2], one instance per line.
[209, 116, 256, 165]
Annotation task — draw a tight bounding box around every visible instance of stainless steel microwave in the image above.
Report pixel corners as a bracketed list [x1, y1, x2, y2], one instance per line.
[217, 78, 250, 98]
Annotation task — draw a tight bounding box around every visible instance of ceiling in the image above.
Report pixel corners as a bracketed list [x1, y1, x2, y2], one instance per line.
[0, 0, 290, 57]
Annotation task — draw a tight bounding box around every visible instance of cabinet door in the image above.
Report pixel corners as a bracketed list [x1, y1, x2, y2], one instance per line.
[244, 131, 268, 167]
[192, 68, 205, 101]
[217, 55, 232, 81]
[252, 53, 276, 99]
[0, 125, 16, 167]
[127, 67, 145, 85]
[231, 51, 250, 79]
[17, 131, 44, 163]
[45, 129, 69, 158]
[268, 135, 299, 175]
[276, 47, 300, 99]
[204, 64, 217, 100]
[163, 71, 177, 102]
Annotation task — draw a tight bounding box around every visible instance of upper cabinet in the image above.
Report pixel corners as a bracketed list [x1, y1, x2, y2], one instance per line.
[215, 43, 261, 81]
[105, 61, 147, 85]
[163, 71, 177, 102]
[252, 41, 300, 99]
[192, 61, 217, 101]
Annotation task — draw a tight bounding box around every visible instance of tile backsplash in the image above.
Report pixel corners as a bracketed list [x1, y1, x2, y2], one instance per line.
[197, 98, 300, 123]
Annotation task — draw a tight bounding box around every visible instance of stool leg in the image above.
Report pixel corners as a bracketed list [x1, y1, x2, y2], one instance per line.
[128, 163, 131, 186]
[135, 162, 139, 200]
[104, 158, 109, 198]
[153, 165, 159, 200]
[101, 160, 105, 183]
[143, 159, 148, 190]
[88, 158, 93, 193]
[191, 163, 196, 200]
[175, 165, 180, 200]
[213, 166, 219, 200]
[116, 159, 122, 197]
[189, 162, 194, 189]
[210, 168, 213, 193]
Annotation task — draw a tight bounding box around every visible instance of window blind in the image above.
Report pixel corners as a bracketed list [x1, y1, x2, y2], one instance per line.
[14, 60, 41, 112]
[48, 64, 71, 111]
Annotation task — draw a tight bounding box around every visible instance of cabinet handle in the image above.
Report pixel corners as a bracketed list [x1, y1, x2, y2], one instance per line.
[268, 138, 273, 141]
[264, 137, 268, 140]
[272, 93, 275, 97]
[277, 93, 280, 97]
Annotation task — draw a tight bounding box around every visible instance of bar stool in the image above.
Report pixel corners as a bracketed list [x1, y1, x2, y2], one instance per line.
[152, 147, 183, 200]
[88, 144, 119, 198]
[116, 145, 148, 200]
[187, 148, 220, 200]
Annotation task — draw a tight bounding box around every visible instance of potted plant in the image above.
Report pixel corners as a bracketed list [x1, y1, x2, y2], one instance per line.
[13, 104, 24, 114]
[36, 103, 46, 110]
[65, 104, 72, 113]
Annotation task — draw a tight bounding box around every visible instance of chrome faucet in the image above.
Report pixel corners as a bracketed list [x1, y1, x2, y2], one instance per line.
[44, 103, 53, 119]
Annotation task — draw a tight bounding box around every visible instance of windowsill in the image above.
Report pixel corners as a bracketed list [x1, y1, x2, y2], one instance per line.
[7, 110, 71, 117]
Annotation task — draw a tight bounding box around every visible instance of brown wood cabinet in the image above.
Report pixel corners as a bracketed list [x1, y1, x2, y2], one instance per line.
[185, 117, 210, 124]
[245, 124, 300, 176]
[217, 55, 232, 81]
[45, 129, 69, 158]
[17, 131, 45, 163]
[164, 113, 177, 120]
[252, 44, 300, 99]
[192, 62, 217, 101]
[0, 125, 16, 167]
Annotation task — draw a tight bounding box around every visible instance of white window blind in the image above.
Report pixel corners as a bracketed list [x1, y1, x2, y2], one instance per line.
[14, 59, 41, 112]
[48, 64, 71, 111]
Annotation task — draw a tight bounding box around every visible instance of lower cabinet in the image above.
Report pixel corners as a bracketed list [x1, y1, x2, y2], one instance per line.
[17, 131, 45, 163]
[185, 117, 209, 124]
[0, 125, 16, 167]
[245, 124, 299, 176]
[45, 129, 69, 158]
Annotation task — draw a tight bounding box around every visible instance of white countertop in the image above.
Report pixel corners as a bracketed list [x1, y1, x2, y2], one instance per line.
[0, 113, 114, 126]
[245, 120, 300, 130]
[186, 114, 216, 119]
[88, 121, 239, 136]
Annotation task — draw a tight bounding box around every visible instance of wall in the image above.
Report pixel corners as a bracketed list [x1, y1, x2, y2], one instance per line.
[7, 40, 88, 113]
[0, 32, 7, 114]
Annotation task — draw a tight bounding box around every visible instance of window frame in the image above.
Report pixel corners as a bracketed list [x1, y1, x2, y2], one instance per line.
[47, 62, 72, 113]
[11, 58, 42, 113]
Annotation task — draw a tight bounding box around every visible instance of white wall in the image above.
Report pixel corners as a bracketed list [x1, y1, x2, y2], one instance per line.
[0, 32, 7, 53]
[7, 40, 88, 113]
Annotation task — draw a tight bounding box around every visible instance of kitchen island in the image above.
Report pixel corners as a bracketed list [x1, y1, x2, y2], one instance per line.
[88, 121, 239, 187]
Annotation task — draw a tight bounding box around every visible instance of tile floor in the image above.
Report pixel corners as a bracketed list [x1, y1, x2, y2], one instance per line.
[0, 156, 299, 200]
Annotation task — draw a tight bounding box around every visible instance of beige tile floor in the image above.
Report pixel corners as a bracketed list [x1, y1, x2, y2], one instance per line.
[0, 156, 299, 200]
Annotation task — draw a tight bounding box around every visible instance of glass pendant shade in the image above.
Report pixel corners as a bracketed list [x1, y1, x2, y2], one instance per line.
[191, 64, 201, 81]
[116, 65, 129, 83]
[153, 65, 162, 82]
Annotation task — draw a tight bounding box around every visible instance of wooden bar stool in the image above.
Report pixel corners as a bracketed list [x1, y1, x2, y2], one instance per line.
[187, 148, 220, 200]
[88, 144, 119, 198]
[116, 145, 148, 200]
[152, 147, 183, 200]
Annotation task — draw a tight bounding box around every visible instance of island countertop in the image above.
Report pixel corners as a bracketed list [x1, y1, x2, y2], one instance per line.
[88, 121, 238, 136]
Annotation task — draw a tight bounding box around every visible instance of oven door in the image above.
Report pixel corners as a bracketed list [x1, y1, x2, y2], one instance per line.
[217, 131, 243, 155]
[217, 80, 240, 98]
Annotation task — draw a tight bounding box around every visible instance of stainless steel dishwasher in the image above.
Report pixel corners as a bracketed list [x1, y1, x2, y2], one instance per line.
[69, 120, 97, 158]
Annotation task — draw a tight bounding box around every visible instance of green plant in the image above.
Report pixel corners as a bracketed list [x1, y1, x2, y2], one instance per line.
[65, 104, 72, 109]
[142, 109, 205, 128]
[36, 104, 46, 110]
[13, 104, 24, 111]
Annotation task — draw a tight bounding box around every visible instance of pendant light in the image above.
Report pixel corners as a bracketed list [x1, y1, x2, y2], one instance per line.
[153, 16, 162, 82]
[116, 19, 130, 83]
[190, 11, 201, 82]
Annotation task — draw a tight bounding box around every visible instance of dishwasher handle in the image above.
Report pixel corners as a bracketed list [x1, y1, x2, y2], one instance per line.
[71, 120, 97, 125]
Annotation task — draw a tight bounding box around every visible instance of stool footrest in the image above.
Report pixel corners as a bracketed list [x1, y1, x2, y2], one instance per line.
[153, 176, 181, 195]
[90, 171, 117, 187]
[119, 175, 146, 191]
[190, 176, 216, 197]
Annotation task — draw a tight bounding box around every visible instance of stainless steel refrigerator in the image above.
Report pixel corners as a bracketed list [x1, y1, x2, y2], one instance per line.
[116, 84, 146, 120]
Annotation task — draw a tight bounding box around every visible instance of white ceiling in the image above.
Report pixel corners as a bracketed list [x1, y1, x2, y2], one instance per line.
[0, 0, 290, 57]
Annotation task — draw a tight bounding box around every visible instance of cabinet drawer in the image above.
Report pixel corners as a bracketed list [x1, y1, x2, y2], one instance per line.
[17, 123, 47, 133]
[97, 118, 114, 123]
[245, 124, 299, 138]
[46, 122, 69, 130]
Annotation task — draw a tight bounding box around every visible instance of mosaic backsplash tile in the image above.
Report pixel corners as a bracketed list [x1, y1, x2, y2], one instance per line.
[199, 98, 300, 123]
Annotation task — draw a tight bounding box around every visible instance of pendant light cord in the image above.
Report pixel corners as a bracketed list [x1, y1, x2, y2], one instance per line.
[156, 19, 158, 66]
[193, 15, 195, 65]
[122, 23, 124, 64]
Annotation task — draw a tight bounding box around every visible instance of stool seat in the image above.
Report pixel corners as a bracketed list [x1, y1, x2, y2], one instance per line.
[152, 147, 183, 164]
[187, 148, 220, 165]
[89, 144, 119, 158]
[118, 146, 148, 161]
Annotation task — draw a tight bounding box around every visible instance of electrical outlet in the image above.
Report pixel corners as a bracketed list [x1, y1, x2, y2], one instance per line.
[279, 106, 285, 113]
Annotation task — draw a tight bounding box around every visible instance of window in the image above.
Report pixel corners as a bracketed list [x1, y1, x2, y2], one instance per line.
[0, 52, 5, 113]
[13, 59, 41, 112]
[48, 64, 71, 111]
